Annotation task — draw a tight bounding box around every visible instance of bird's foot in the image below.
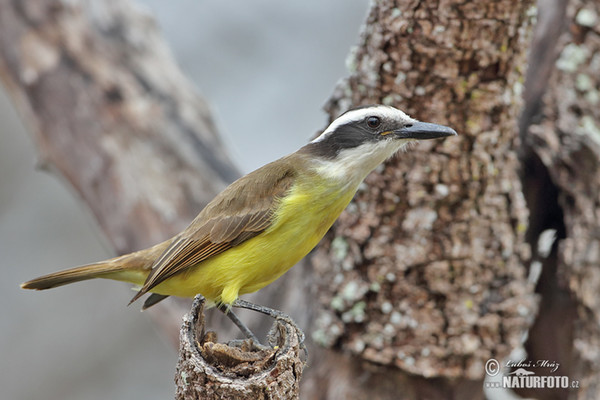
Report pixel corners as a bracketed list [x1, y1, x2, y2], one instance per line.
[230, 298, 307, 359]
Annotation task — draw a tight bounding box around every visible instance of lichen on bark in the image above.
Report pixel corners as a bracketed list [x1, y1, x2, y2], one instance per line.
[524, 0, 600, 396]
[311, 0, 537, 379]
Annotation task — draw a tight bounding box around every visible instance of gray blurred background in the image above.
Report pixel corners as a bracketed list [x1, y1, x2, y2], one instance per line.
[1, 1, 368, 399]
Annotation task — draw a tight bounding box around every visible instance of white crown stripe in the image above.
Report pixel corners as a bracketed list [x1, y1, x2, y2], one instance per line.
[312, 106, 414, 143]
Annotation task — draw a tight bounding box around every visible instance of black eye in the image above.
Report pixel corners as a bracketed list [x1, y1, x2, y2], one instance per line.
[366, 116, 381, 129]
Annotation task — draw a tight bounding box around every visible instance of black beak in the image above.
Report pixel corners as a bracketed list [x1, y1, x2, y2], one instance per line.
[394, 121, 457, 140]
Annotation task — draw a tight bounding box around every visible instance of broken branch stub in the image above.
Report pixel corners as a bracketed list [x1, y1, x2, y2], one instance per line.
[175, 297, 306, 399]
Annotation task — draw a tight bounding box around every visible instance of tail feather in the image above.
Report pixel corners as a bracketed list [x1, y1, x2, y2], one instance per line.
[21, 239, 174, 307]
[21, 261, 126, 290]
[142, 293, 170, 309]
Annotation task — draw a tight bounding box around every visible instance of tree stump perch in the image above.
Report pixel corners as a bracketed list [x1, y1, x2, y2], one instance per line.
[175, 297, 305, 400]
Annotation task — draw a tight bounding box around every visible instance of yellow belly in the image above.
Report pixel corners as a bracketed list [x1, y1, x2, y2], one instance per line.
[151, 181, 357, 304]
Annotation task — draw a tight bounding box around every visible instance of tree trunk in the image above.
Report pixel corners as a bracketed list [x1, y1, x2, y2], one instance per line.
[304, 0, 536, 398]
[520, 0, 600, 398]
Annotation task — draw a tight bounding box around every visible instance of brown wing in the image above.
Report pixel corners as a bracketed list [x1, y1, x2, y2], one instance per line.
[129, 158, 297, 304]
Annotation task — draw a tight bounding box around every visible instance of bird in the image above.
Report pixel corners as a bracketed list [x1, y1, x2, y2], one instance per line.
[21, 105, 456, 340]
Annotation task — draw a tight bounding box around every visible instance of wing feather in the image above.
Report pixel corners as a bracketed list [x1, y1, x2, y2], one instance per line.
[129, 160, 296, 304]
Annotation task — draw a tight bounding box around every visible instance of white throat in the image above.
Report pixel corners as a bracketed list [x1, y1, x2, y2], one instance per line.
[313, 139, 411, 185]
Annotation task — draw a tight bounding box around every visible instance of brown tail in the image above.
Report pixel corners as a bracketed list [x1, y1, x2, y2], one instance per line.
[21, 260, 129, 290]
[21, 239, 174, 291]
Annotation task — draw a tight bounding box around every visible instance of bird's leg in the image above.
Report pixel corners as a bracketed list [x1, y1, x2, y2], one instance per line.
[216, 305, 263, 346]
[231, 298, 306, 347]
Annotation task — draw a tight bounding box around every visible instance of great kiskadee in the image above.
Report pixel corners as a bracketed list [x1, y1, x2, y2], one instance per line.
[22, 105, 456, 324]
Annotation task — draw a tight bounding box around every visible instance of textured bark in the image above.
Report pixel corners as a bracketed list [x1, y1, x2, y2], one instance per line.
[307, 0, 537, 396]
[521, 0, 600, 398]
[0, 0, 237, 255]
[175, 297, 305, 399]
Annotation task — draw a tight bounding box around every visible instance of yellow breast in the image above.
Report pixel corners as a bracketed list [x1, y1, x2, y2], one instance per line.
[153, 175, 357, 304]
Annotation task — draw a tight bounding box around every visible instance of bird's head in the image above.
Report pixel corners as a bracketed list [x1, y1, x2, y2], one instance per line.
[302, 105, 457, 181]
